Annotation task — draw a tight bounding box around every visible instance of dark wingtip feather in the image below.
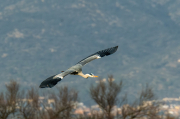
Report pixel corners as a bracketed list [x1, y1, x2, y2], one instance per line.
[39, 75, 61, 88]
[113, 46, 118, 51]
[114, 46, 118, 52]
[97, 45, 118, 57]
[77, 46, 118, 65]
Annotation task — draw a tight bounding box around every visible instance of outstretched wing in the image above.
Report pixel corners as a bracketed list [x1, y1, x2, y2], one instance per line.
[54, 69, 76, 79]
[39, 69, 75, 88]
[77, 46, 118, 66]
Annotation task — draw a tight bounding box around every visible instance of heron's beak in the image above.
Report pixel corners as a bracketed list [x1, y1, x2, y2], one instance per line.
[93, 75, 98, 77]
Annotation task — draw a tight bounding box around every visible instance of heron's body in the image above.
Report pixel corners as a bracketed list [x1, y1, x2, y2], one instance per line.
[54, 64, 83, 78]
[39, 46, 118, 88]
[69, 64, 82, 74]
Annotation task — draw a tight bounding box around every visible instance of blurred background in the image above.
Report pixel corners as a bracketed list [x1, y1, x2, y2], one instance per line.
[1, 0, 180, 106]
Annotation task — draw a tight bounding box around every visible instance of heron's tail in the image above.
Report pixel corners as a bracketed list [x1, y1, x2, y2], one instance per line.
[39, 75, 62, 88]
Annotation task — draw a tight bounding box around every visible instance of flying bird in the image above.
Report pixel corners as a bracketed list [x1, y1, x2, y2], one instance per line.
[39, 46, 118, 88]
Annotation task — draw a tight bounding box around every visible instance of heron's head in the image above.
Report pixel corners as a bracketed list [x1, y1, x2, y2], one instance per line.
[86, 73, 98, 78]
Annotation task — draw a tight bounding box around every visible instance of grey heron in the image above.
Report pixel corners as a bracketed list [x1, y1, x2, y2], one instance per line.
[39, 46, 118, 88]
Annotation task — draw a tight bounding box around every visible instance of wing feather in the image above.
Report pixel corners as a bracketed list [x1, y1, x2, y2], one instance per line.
[54, 69, 76, 79]
[39, 69, 75, 88]
[77, 46, 118, 66]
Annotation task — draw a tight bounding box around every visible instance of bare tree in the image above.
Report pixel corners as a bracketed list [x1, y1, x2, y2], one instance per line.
[90, 75, 125, 119]
[0, 81, 78, 119]
[0, 80, 20, 119]
[0, 79, 178, 119]
[46, 86, 78, 119]
[77, 110, 105, 119]
[121, 84, 161, 119]
[163, 114, 177, 119]
[18, 87, 42, 119]
[0, 92, 11, 119]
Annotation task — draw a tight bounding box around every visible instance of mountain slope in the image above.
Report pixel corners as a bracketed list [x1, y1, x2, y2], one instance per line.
[0, 0, 180, 105]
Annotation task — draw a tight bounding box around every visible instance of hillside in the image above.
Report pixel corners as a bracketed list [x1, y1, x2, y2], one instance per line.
[1, 0, 180, 105]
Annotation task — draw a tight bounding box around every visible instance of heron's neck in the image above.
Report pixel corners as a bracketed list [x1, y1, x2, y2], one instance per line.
[78, 72, 89, 78]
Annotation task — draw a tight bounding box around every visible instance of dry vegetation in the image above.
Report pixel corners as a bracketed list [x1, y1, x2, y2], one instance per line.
[0, 77, 177, 119]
